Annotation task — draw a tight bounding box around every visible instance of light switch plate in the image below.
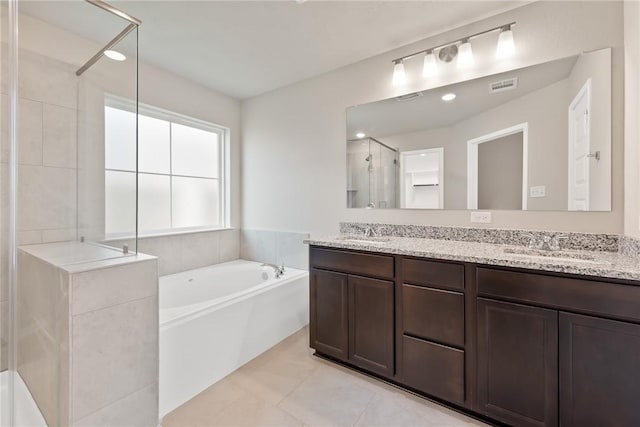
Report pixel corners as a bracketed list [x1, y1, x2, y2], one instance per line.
[470, 211, 492, 224]
[530, 186, 546, 198]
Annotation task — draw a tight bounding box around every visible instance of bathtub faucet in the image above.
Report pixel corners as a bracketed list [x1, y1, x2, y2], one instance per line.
[261, 263, 285, 278]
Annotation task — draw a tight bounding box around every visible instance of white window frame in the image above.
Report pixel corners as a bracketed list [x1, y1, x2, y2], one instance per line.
[105, 95, 230, 238]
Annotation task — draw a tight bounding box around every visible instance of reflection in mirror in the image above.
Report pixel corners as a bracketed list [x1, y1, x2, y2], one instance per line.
[347, 138, 398, 208]
[346, 48, 612, 211]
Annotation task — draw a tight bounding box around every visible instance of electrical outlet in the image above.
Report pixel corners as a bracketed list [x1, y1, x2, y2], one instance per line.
[530, 186, 546, 198]
[470, 211, 492, 224]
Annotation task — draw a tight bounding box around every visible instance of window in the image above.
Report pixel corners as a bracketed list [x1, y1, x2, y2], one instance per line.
[105, 98, 228, 236]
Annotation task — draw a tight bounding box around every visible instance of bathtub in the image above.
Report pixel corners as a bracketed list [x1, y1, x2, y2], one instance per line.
[159, 259, 309, 417]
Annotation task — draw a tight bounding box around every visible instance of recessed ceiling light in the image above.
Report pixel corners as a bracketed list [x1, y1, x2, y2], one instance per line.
[104, 50, 126, 61]
[356, 132, 366, 139]
[441, 93, 456, 102]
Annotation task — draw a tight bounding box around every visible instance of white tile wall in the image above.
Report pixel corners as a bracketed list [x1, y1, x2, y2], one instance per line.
[240, 229, 310, 270]
[70, 260, 158, 315]
[74, 384, 158, 427]
[135, 228, 240, 276]
[72, 295, 158, 422]
[43, 103, 77, 169]
[1, 50, 79, 243]
[16, 247, 159, 427]
[18, 165, 76, 231]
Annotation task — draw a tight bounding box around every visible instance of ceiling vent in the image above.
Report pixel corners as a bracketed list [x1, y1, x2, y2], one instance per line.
[395, 91, 423, 101]
[489, 77, 518, 93]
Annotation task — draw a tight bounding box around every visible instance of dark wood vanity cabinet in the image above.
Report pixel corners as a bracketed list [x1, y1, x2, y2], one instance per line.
[348, 275, 394, 376]
[559, 313, 640, 427]
[309, 247, 395, 377]
[309, 268, 349, 361]
[477, 267, 640, 427]
[397, 257, 467, 405]
[477, 298, 558, 427]
[309, 246, 640, 427]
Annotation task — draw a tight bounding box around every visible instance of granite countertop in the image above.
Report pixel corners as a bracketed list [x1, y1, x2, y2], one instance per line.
[305, 235, 640, 282]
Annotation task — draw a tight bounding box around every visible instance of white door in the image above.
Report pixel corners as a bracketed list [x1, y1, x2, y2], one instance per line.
[568, 79, 591, 211]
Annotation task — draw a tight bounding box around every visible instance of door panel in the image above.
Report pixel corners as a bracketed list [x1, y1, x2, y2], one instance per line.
[560, 313, 640, 427]
[309, 268, 348, 361]
[477, 298, 558, 427]
[348, 275, 394, 376]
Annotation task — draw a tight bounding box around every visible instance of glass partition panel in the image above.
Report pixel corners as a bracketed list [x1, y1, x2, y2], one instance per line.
[0, 1, 140, 425]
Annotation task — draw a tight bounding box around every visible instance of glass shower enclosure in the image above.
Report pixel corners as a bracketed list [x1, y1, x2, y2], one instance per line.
[347, 137, 398, 209]
[1, 0, 140, 425]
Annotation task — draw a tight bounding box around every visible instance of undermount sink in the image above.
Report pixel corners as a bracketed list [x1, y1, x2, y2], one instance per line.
[336, 235, 391, 245]
[503, 247, 599, 263]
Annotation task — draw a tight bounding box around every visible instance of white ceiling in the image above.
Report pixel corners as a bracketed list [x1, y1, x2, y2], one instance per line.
[18, 0, 526, 99]
[346, 55, 578, 138]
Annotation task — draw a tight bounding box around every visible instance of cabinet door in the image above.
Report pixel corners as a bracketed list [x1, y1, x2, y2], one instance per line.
[560, 313, 640, 427]
[477, 298, 558, 427]
[348, 275, 394, 377]
[310, 268, 348, 361]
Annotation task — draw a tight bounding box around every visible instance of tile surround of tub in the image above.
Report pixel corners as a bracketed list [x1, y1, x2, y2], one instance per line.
[340, 222, 621, 252]
[17, 250, 69, 426]
[132, 228, 240, 276]
[15, 245, 159, 426]
[240, 229, 310, 270]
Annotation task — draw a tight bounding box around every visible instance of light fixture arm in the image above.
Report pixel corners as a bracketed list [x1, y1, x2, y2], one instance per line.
[390, 21, 516, 64]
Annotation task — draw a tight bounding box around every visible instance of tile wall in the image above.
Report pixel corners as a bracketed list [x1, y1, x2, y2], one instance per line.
[1, 49, 79, 371]
[240, 229, 310, 271]
[17, 244, 159, 426]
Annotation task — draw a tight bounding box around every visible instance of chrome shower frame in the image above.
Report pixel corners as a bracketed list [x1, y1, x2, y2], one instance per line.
[75, 0, 141, 76]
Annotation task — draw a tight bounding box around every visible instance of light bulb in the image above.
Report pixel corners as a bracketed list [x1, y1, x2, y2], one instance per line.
[422, 50, 437, 78]
[441, 93, 456, 102]
[496, 26, 515, 59]
[104, 50, 126, 61]
[457, 40, 474, 69]
[356, 132, 366, 139]
[392, 61, 406, 86]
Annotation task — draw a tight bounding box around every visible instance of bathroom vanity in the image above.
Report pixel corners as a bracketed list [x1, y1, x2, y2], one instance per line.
[307, 229, 640, 427]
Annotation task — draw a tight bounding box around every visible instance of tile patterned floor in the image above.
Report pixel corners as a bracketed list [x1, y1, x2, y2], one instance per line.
[162, 327, 490, 427]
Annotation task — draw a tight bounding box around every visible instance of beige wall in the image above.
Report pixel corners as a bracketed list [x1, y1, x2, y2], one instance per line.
[478, 133, 523, 210]
[624, 1, 640, 238]
[241, 1, 625, 236]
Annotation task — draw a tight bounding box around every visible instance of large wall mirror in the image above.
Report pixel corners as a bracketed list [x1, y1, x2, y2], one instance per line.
[346, 48, 612, 211]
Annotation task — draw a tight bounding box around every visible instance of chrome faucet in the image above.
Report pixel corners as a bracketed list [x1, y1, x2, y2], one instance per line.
[522, 233, 567, 251]
[261, 263, 285, 278]
[364, 227, 377, 238]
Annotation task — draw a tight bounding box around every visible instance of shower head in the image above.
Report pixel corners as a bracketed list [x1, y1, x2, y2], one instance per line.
[365, 154, 372, 162]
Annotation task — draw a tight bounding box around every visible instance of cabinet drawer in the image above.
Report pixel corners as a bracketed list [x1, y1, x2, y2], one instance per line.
[402, 335, 465, 405]
[310, 247, 394, 279]
[401, 258, 464, 290]
[402, 284, 464, 348]
[477, 267, 640, 323]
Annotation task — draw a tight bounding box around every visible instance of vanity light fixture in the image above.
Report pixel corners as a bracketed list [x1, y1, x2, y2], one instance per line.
[390, 22, 516, 84]
[496, 25, 515, 59]
[356, 132, 366, 139]
[457, 39, 474, 69]
[441, 93, 456, 102]
[392, 60, 407, 86]
[104, 50, 126, 61]
[422, 50, 438, 78]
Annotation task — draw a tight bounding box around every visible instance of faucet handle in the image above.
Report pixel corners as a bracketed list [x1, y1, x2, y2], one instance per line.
[364, 227, 377, 238]
[522, 233, 537, 249]
[549, 234, 568, 251]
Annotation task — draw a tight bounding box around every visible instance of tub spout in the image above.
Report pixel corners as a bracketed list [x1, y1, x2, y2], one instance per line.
[261, 263, 285, 278]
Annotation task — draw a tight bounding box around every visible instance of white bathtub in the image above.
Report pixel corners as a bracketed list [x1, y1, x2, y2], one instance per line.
[159, 259, 309, 417]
